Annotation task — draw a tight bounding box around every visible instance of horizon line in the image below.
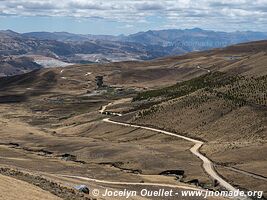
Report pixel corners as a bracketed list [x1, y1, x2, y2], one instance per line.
[1, 27, 267, 37]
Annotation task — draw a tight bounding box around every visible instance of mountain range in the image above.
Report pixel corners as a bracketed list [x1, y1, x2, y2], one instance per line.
[22, 28, 267, 51]
[1, 28, 267, 76]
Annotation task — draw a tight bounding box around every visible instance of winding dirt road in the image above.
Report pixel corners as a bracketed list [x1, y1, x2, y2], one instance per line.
[102, 118, 236, 192]
[57, 102, 249, 200]
[100, 101, 235, 190]
[99, 102, 251, 200]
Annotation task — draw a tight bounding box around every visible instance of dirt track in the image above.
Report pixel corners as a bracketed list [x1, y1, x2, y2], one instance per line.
[100, 101, 250, 200]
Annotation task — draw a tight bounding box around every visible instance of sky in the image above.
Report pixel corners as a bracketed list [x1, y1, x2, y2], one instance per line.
[0, 0, 267, 35]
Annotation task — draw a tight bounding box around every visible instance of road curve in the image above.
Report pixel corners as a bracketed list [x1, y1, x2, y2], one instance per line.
[103, 118, 236, 192]
[100, 103, 122, 116]
[100, 102, 250, 200]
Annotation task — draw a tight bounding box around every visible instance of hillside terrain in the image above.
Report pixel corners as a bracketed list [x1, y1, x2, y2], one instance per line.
[1, 28, 267, 77]
[0, 40, 266, 199]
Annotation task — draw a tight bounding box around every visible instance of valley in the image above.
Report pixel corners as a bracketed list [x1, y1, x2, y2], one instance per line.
[0, 40, 266, 199]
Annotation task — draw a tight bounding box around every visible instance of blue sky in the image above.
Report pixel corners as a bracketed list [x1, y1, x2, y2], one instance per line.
[0, 0, 267, 35]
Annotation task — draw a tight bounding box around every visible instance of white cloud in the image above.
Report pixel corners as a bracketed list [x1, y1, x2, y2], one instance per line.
[0, 0, 267, 30]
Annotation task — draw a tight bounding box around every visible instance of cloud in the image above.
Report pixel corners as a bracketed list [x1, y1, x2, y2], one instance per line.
[0, 0, 267, 31]
[134, 2, 165, 11]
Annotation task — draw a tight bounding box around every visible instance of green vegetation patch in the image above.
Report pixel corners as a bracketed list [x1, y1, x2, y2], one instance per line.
[134, 72, 237, 101]
[214, 75, 267, 107]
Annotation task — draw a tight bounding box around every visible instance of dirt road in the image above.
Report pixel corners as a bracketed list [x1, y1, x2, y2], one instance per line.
[103, 118, 237, 192]
[99, 101, 250, 200]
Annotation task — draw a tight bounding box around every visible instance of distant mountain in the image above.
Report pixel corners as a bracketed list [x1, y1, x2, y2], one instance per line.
[20, 28, 267, 57]
[22, 32, 120, 42]
[1, 28, 267, 76]
[124, 28, 267, 51]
